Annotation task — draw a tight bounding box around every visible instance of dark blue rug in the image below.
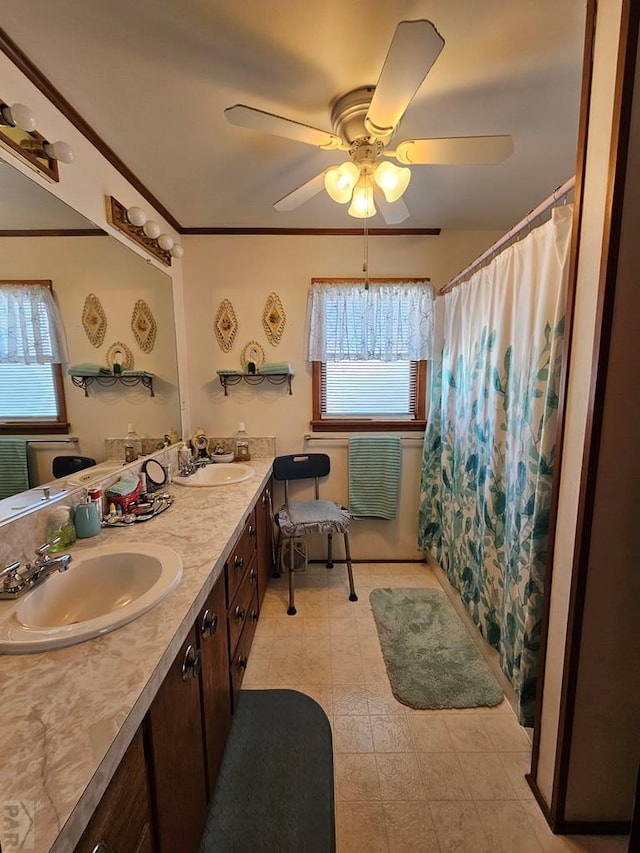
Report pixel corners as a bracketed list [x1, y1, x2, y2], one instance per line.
[200, 689, 335, 853]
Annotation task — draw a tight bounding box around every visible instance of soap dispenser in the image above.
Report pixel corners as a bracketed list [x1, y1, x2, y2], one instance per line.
[234, 422, 251, 462]
[125, 424, 142, 463]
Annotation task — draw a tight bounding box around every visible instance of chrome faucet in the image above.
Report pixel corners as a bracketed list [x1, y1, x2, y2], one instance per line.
[0, 539, 72, 600]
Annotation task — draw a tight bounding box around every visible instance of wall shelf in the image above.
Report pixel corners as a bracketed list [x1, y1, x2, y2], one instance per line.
[217, 373, 293, 396]
[70, 373, 155, 397]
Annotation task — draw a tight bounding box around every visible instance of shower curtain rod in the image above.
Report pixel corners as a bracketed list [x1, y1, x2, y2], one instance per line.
[439, 176, 576, 295]
[304, 434, 423, 441]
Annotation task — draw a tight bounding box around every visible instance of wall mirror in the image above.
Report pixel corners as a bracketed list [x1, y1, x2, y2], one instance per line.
[0, 161, 182, 524]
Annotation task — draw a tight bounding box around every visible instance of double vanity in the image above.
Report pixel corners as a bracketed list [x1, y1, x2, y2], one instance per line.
[0, 452, 275, 853]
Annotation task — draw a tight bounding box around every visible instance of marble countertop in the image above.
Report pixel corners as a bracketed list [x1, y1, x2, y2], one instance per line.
[0, 458, 273, 853]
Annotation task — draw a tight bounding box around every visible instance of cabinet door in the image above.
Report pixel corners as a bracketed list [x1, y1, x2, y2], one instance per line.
[256, 478, 274, 608]
[146, 626, 208, 853]
[197, 573, 232, 799]
[74, 727, 153, 853]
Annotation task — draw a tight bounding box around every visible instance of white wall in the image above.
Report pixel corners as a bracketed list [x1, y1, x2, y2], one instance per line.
[2, 236, 180, 482]
[181, 230, 501, 560]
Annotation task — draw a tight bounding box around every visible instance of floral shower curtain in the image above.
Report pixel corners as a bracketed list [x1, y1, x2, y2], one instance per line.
[418, 205, 573, 725]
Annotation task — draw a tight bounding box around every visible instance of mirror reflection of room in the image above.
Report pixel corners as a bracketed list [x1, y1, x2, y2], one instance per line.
[0, 169, 181, 499]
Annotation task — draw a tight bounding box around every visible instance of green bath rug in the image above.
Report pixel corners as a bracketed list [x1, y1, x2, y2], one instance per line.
[370, 587, 504, 710]
[200, 689, 335, 853]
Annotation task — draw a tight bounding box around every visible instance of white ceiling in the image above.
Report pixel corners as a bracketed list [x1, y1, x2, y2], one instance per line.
[1, 0, 586, 232]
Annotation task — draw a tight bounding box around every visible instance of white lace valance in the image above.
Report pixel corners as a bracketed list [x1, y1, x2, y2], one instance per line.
[306, 280, 434, 362]
[0, 283, 69, 364]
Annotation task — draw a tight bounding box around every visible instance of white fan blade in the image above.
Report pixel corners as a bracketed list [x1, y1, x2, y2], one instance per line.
[392, 136, 514, 165]
[225, 104, 342, 150]
[365, 20, 444, 138]
[376, 193, 411, 225]
[274, 172, 327, 211]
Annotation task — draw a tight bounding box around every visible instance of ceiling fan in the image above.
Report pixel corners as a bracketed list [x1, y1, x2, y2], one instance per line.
[224, 20, 514, 224]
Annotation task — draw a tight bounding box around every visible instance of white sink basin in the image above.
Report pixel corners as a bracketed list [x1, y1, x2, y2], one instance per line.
[0, 543, 182, 653]
[173, 462, 254, 487]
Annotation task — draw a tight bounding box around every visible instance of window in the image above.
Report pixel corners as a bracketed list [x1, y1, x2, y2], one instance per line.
[0, 280, 69, 434]
[308, 278, 433, 432]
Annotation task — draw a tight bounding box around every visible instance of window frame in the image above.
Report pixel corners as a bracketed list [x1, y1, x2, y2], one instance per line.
[0, 279, 70, 435]
[310, 360, 427, 433]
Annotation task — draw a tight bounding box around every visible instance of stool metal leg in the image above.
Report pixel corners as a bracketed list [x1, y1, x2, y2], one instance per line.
[344, 531, 358, 602]
[287, 536, 297, 616]
[273, 527, 281, 578]
[326, 531, 333, 568]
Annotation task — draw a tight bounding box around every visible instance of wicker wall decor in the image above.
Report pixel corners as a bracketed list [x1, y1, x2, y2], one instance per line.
[131, 299, 157, 353]
[82, 293, 107, 347]
[262, 291, 286, 345]
[214, 299, 238, 352]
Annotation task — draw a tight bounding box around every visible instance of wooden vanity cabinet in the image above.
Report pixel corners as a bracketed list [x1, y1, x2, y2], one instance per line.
[74, 727, 154, 853]
[196, 571, 232, 799]
[71, 482, 273, 853]
[256, 477, 275, 608]
[145, 625, 208, 853]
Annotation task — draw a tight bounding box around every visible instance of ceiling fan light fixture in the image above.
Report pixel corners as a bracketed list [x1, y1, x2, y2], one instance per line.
[348, 175, 376, 219]
[374, 160, 411, 202]
[324, 162, 359, 203]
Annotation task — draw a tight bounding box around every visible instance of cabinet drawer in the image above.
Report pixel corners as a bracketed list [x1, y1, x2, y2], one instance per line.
[230, 586, 259, 707]
[225, 507, 257, 605]
[227, 554, 258, 655]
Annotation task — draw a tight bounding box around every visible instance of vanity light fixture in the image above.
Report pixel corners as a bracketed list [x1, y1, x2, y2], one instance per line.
[0, 97, 75, 181]
[105, 196, 184, 266]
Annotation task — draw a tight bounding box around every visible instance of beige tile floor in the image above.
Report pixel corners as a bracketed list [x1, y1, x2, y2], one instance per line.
[243, 561, 629, 853]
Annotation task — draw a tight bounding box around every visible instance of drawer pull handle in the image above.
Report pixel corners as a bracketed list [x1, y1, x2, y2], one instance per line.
[91, 844, 109, 853]
[234, 555, 244, 570]
[181, 644, 201, 681]
[234, 605, 246, 621]
[251, 609, 259, 622]
[200, 609, 217, 638]
[248, 524, 255, 538]
[237, 656, 248, 670]
[249, 568, 257, 583]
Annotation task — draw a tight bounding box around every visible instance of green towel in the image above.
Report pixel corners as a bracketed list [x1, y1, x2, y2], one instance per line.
[0, 438, 30, 499]
[121, 370, 153, 377]
[105, 473, 140, 497]
[258, 362, 294, 375]
[348, 435, 402, 520]
[217, 369, 243, 376]
[67, 363, 111, 376]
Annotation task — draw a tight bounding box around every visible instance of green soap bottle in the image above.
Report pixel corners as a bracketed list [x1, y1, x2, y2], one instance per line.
[49, 506, 76, 552]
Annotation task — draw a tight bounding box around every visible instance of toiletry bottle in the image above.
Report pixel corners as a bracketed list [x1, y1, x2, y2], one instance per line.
[125, 423, 142, 462]
[49, 506, 76, 552]
[178, 442, 192, 472]
[234, 422, 251, 462]
[75, 495, 101, 538]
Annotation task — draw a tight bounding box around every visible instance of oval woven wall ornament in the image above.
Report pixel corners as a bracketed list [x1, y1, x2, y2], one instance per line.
[215, 299, 238, 353]
[131, 299, 157, 353]
[262, 292, 286, 346]
[82, 293, 107, 347]
[106, 341, 134, 371]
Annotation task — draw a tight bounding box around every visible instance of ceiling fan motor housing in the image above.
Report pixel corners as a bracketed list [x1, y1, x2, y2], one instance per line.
[331, 86, 395, 148]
